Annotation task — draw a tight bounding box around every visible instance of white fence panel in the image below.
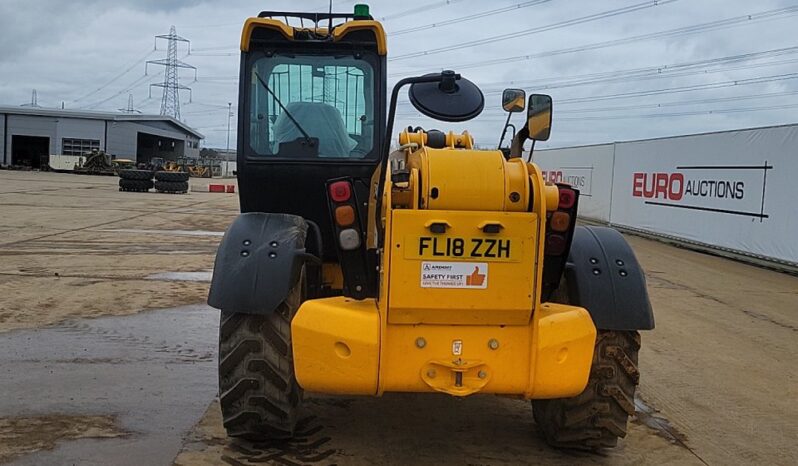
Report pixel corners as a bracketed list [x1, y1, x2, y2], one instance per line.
[610, 125, 798, 266]
[534, 143, 615, 223]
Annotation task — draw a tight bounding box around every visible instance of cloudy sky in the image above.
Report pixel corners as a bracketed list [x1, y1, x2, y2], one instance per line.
[1, 0, 796, 149]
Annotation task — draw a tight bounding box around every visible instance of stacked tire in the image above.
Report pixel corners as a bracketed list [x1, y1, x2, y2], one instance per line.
[154, 171, 189, 194]
[118, 170, 153, 192]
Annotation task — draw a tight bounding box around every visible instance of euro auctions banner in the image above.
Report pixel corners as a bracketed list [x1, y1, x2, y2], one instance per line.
[534, 143, 615, 223]
[610, 125, 798, 266]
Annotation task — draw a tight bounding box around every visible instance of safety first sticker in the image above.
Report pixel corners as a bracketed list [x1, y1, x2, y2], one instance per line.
[420, 261, 488, 289]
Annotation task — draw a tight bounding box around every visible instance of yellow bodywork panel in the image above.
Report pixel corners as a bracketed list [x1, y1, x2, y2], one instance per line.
[331, 20, 387, 54]
[388, 209, 537, 325]
[291, 297, 595, 397]
[240, 18, 387, 54]
[409, 148, 529, 211]
[292, 297, 380, 395]
[240, 18, 293, 50]
[528, 303, 597, 398]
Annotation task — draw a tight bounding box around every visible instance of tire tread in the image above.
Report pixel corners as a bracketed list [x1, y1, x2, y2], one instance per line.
[533, 330, 640, 450]
[218, 272, 304, 440]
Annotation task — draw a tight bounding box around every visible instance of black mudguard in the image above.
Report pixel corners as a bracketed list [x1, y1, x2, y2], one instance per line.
[207, 213, 308, 315]
[563, 226, 655, 330]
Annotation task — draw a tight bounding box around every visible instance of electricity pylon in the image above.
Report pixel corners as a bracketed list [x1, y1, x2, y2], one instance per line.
[146, 26, 196, 120]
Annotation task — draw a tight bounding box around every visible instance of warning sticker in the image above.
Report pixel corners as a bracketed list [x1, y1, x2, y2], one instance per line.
[420, 261, 488, 289]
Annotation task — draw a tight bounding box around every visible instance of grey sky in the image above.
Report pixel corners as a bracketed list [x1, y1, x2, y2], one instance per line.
[1, 0, 796, 149]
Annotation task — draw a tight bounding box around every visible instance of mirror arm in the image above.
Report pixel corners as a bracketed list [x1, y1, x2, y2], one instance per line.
[375, 72, 461, 248]
[509, 124, 530, 159]
[497, 112, 513, 149]
[526, 139, 536, 163]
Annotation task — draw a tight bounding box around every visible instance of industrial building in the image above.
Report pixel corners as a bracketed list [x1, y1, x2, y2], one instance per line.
[0, 106, 204, 168]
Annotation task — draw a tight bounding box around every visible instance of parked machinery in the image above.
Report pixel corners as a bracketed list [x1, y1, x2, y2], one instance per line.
[207, 5, 654, 451]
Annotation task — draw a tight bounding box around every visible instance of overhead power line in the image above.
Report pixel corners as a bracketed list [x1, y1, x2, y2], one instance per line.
[477, 45, 798, 94]
[556, 72, 798, 104]
[557, 90, 798, 114]
[82, 70, 163, 109]
[379, 0, 467, 21]
[425, 89, 798, 120]
[70, 49, 155, 103]
[555, 102, 798, 121]
[389, 0, 552, 36]
[390, 0, 677, 61]
[396, 75, 798, 119]
[391, 5, 798, 74]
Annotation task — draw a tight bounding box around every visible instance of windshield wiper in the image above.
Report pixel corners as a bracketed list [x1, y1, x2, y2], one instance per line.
[253, 71, 313, 143]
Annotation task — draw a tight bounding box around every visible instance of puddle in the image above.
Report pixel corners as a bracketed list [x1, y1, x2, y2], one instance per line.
[146, 271, 212, 282]
[0, 304, 219, 466]
[98, 229, 224, 237]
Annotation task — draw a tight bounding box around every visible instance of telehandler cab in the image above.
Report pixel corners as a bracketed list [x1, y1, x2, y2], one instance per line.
[208, 5, 654, 451]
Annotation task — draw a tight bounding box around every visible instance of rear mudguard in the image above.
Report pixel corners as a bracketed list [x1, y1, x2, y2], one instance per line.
[208, 213, 307, 315]
[563, 226, 655, 330]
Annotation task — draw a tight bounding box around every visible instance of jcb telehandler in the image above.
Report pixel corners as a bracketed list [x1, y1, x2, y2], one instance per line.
[208, 5, 654, 451]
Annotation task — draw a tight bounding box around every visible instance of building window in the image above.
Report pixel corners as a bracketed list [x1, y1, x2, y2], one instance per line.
[62, 138, 100, 156]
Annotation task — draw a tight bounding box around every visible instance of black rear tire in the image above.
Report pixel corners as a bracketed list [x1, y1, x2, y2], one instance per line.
[533, 330, 640, 450]
[154, 171, 189, 182]
[218, 270, 304, 440]
[118, 169, 153, 181]
[154, 180, 188, 193]
[118, 178, 153, 192]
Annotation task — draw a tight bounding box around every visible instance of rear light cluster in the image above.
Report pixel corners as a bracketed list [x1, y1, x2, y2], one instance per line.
[541, 184, 579, 300]
[329, 181, 361, 251]
[544, 186, 577, 256]
[326, 178, 370, 299]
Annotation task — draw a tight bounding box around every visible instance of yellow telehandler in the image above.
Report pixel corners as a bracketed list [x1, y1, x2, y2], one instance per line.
[208, 5, 654, 451]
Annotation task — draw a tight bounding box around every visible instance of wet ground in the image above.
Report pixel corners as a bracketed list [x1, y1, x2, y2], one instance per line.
[0, 304, 218, 465]
[1, 170, 797, 465]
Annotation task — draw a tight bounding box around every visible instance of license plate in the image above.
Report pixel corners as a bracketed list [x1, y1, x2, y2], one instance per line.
[404, 235, 521, 262]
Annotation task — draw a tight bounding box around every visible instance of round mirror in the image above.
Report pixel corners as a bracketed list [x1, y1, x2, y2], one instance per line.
[408, 70, 484, 122]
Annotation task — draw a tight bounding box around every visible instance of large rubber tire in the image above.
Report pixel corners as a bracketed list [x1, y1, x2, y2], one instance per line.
[154, 171, 189, 182]
[119, 178, 153, 192]
[218, 270, 304, 440]
[533, 330, 640, 450]
[154, 180, 189, 193]
[118, 169, 153, 181]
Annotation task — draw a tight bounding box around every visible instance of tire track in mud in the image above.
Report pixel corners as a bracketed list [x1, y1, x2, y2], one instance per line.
[221, 417, 336, 465]
[55, 318, 214, 364]
[0, 196, 229, 249]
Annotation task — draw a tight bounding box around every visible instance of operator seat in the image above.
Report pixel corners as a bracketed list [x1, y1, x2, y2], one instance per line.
[272, 101, 356, 157]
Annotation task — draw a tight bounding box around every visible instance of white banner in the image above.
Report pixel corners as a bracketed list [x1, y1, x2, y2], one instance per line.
[609, 125, 798, 265]
[534, 143, 615, 222]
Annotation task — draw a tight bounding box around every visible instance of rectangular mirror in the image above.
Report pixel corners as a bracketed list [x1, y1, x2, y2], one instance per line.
[527, 94, 552, 141]
[502, 88, 526, 113]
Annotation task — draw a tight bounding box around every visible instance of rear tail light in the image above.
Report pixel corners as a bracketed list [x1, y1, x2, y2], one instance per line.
[334, 205, 356, 226]
[329, 181, 352, 202]
[550, 211, 570, 232]
[339, 228, 361, 250]
[558, 188, 575, 209]
[545, 234, 567, 255]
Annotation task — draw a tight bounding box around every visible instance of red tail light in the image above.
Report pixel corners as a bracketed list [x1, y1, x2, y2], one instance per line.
[558, 188, 575, 209]
[329, 181, 351, 202]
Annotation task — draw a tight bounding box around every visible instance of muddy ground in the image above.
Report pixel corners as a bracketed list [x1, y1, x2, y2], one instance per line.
[0, 170, 796, 465]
